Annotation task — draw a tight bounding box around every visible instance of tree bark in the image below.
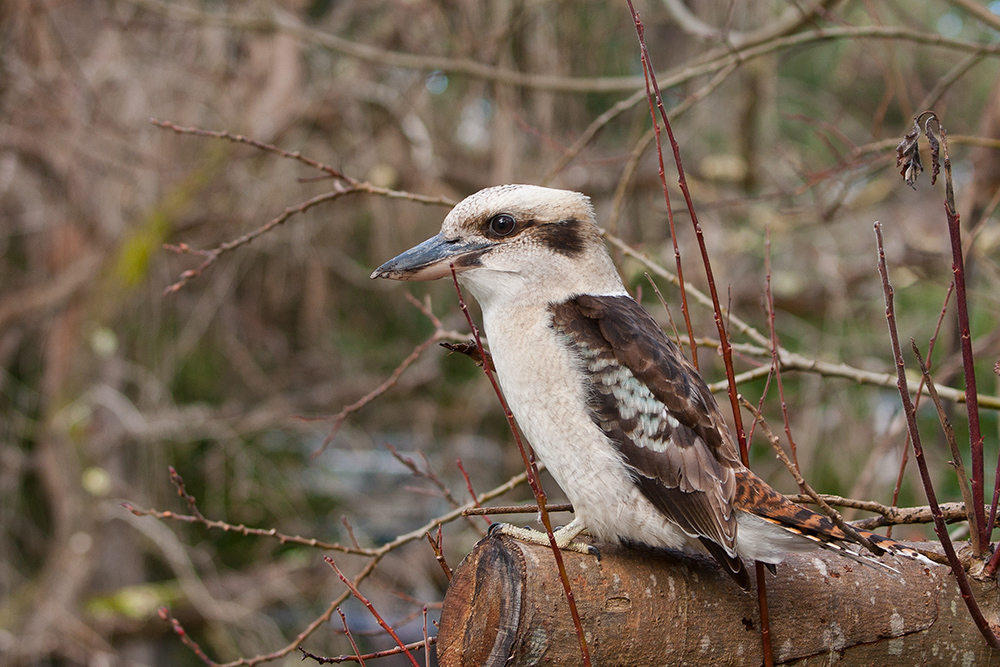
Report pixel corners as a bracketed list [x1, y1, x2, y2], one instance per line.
[437, 533, 999, 666]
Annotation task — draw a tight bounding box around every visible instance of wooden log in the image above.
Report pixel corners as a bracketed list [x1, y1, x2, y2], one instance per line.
[436, 533, 998, 666]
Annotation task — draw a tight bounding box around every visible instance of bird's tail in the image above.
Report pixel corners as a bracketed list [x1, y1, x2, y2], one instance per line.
[733, 470, 937, 570]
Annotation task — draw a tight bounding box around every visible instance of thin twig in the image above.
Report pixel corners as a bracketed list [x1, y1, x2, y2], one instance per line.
[888, 281, 953, 537]
[159, 607, 218, 666]
[740, 397, 884, 556]
[336, 608, 367, 667]
[542, 88, 646, 184]
[162, 188, 354, 294]
[448, 265, 593, 666]
[324, 557, 420, 667]
[645, 273, 683, 348]
[386, 444, 481, 533]
[426, 526, 452, 580]
[423, 607, 430, 667]
[341, 516, 362, 552]
[151, 119, 354, 180]
[763, 230, 802, 480]
[168, 465, 204, 520]
[632, 11, 698, 369]
[298, 638, 436, 665]
[874, 220, 998, 650]
[312, 327, 465, 457]
[626, 6, 770, 663]
[153, 120, 455, 294]
[127, 465, 534, 558]
[463, 503, 573, 516]
[457, 458, 491, 527]
[911, 340, 979, 553]
[930, 115, 987, 552]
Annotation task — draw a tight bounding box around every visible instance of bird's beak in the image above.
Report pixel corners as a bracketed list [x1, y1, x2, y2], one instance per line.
[371, 234, 490, 281]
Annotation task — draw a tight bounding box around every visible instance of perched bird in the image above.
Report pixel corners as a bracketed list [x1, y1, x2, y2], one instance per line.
[372, 184, 931, 590]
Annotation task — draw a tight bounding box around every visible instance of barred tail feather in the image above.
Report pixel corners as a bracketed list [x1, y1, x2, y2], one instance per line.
[732, 471, 938, 571]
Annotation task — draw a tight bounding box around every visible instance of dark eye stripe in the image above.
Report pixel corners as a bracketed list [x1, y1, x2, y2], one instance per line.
[476, 215, 585, 257]
[536, 218, 585, 256]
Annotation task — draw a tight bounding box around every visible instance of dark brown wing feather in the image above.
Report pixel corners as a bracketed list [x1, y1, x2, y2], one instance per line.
[550, 294, 746, 582]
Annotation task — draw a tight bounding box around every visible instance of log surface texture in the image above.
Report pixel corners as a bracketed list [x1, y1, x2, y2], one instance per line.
[436, 533, 999, 666]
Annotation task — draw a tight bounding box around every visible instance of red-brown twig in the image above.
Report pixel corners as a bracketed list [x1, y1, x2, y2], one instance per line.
[935, 118, 987, 551]
[626, 1, 750, 464]
[910, 340, 979, 553]
[298, 638, 436, 665]
[426, 526, 452, 580]
[159, 607, 218, 666]
[336, 608, 367, 667]
[763, 230, 803, 482]
[423, 607, 431, 667]
[448, 265, 592, 667]
[988, 522, 1000, 575]
[741, 397, 885, 556]
[887, 281, 953, 538]
[626, 4, 772, 664]
[386, 444, 482, 533]
[324, 557, 420, 667]
[153, 120, 455, 295]
[457, 458, 491, 526]
[629, 6, 697, 370]
[874, 220, 998, 650]
[168, 465, 205, 520]
[898, 112, 987, 550]
[309, 293, 467, 457]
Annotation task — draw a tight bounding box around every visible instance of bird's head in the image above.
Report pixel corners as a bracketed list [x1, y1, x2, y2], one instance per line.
[371, 185, 626, 308]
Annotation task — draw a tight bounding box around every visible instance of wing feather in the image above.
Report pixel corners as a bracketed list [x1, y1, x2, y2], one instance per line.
[550, 295, 743, 562]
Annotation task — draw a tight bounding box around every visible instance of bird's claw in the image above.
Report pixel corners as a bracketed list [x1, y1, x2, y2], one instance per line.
[489, 521, 598, 558]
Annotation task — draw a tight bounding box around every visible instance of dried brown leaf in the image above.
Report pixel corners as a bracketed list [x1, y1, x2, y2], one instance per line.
[896, 119, 923, 189]
[440, 341, 496, 371]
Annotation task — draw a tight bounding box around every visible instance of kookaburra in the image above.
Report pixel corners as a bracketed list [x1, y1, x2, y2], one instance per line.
[372, 184, 930, 589]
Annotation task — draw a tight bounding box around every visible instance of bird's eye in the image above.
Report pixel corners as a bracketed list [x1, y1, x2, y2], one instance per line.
[489, 214, 516, 237]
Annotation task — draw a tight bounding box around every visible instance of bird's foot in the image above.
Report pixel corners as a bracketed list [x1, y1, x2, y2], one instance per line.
[489, 518, 599, 557]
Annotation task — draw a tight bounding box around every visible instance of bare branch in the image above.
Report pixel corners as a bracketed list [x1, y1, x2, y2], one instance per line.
[874, 221, 998, 650]
[299, 638, 436, 666]
[606, 235, 1000, 410]
[324, 558, 420, 667]
[910, 341, 979, 553]
[448, 265, 593, 667]
[740, 397, 884, 557]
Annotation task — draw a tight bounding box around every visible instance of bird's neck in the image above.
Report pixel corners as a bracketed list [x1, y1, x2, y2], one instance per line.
[459, 248, 628, 321]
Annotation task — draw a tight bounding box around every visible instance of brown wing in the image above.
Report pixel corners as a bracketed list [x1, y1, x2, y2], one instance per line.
[550, 294, 747, 585]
